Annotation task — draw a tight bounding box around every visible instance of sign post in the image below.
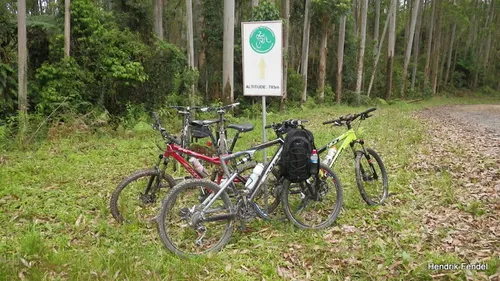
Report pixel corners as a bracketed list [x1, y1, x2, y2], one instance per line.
[242, 21, 283, 164]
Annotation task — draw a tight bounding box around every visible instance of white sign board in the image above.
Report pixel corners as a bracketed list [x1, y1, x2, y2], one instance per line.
[242, 21, 283, 96]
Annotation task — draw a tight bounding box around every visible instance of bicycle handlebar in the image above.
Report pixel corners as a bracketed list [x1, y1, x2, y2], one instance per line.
[152, 112, 181, 145]
[265, 119, 309, 136]
[199, 102, 240, 112]
[322, 108, 377, 126]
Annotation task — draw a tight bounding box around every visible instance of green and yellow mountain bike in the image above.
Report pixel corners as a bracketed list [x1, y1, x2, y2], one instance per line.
[318, 108, 388, 205]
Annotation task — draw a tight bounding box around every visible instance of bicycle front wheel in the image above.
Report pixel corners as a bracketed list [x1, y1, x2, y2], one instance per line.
[110, 169, 176, 225]
[355, 148, 388, 205]
[157, 179, 234, 256]
[281, 164, 343, 230]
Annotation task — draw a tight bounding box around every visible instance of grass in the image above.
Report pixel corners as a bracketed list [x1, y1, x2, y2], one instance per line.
[1, 96, 499, 280]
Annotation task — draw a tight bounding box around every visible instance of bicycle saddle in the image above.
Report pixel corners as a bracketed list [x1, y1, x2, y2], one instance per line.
[227, 123, 254, 132]
[190, 119, 219, 126]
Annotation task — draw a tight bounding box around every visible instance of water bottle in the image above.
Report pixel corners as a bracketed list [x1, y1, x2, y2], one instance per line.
[324, 146, 337, 166]
[189, 157, 208, 178]
[245, 163, 264, 190]
[310, 149, 318, 175]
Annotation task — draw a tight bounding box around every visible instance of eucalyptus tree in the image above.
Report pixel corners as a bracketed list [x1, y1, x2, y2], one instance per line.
[300, 0, 312, 104]
[400, 0, 420, 95]
[222, 0, 235, 104]
[18, 0, 28, 114]
[355, 0, 368, 100]
[280, 0, 290, 110]
[336, 15, 346, 104]
[385, 0, 396, 100]
[313, 0, 349, 104]
[153, 0, 163, 39]
[64, 0, 70, 57]
[424, 0, 436, 90]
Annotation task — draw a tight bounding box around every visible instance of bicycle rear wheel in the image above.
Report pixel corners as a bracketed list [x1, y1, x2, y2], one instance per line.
[157, 179, 234, 256]
[281, 164, 343, 229]
[355, 148, 388, 205]
[110, 169, 176, 225]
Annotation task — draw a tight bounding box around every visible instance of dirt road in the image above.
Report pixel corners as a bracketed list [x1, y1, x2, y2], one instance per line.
[413, 104, 499, 279]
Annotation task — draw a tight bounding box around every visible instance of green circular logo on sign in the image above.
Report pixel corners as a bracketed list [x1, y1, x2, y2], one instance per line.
[249, 26, 276, 54]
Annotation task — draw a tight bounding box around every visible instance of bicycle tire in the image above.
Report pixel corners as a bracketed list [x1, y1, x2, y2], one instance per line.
[252, 167, 282, 219]
[281, 163, 343, 230]
[110, 169, 176, 224]
[157, 179, 234, 256]
[354, 148, 388, 205]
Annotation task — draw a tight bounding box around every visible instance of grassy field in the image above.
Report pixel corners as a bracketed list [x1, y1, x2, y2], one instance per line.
[1, 96, 499, 280]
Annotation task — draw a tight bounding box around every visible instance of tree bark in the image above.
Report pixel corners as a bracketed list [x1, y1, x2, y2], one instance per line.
[431, 1, 441, 94]
[300, 0, 312, 104]
[280, 0, 290, 111]
[385, 0, 396, 100]
[222, 0, 235, 104]
[153, 0, 164, 39]
[64, 0, 70, 57]
[444, 21, 456, 85]
[367, 0, 392, 98]
[336, 15, 346, 104]
[411, 0, 424, 90]
[400, 0, 420, 96]
[374, 0, 380, 42]
[186, 0, 196, 106]
[483, 0, 495, 68]
[355, 0, 368, 99]
[18, 0, 28, 113]
[424, 0, 436, 89]
[317, 17, 330, 104]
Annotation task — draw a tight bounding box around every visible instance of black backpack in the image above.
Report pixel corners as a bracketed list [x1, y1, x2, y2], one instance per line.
[280, 128, 319, 183]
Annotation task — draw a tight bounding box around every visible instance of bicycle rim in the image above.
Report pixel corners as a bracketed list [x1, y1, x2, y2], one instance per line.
[355, 149, 388, 205]
[281, 164, 343, 229]
[110, 169, 174, 225]
[158, 179, 234, 256]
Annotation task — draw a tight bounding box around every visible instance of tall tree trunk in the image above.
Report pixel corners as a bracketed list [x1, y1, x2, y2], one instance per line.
[336, 15, 346, 104]
[367, 0, 392, 97]
[424, 0, 436, 89]
[222, 0, 235, 104]
[356, 0, 368, 98]
[411, 0, 424, 90]
[353, 0, 358, 38]
[18, 0, 28, 114]
[280, 0, 290, 110]
[374, 0, 380, 42]
[153, 0, 163, 39]
[444, 21, 456, 85]
[400, 0, 420, 96]
[300, 0, 312, 104]
[317, 17, 330, 103]
[431, 1, 441, 94]
[483, 0, 495, 68]
[385, 0, 396, 100]
[186, 0, 195, 106]
[64, 0, 70, 57]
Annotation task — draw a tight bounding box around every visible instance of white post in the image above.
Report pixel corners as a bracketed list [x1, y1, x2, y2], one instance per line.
[262, 96, 267, 164]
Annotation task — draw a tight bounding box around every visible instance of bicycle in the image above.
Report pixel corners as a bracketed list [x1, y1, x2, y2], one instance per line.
[319, 107, 388, 205]
[157, 120, 343, 256]
[109, 103, 258, 225]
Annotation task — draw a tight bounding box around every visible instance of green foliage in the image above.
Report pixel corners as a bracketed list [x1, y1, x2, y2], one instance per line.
[33, 57, 94, 115]
[140, 41, 189, 109]
[114, 0, 154, 42]
[0, 63, 17, 118]
[286, 69, 304, 103]
[252, 1, 280, 21]
[201, 0, 224, 101]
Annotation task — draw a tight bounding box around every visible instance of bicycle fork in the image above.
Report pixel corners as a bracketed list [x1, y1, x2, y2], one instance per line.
[353, 140, 379, 181]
